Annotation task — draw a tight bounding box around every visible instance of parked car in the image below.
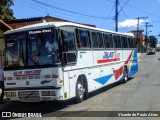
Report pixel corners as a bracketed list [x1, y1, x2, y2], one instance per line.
[147, 47, 156, 54]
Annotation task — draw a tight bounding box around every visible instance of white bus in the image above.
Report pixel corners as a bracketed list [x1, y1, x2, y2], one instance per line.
[4, 22, 138, 103]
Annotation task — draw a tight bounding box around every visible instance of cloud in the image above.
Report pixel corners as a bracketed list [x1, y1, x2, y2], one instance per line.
[118, 19, 149, 28]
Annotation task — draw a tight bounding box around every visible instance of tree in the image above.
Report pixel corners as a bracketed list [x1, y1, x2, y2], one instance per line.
[149, 35, 157, 48]
[0, 0, 15, 20]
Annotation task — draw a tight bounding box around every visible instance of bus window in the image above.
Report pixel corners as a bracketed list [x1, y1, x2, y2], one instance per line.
[62, 31, 76, 64]
[91, 32, 103, 49]
[97, 32, 104, 48]
[117, 36, 122, 48]
[128, 38, 133, 48]
[78, 30, 90, 48]
[113, 35, 121, 48]
[122, 37, 128, 48]
[91, 32, 98, 48]
[5, 33, 26, 68]
[133, 38, 137, 48]
[104, 34, 113, 49]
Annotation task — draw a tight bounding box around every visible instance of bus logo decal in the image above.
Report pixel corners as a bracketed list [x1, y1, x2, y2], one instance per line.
[103, 52, 114, 59]
[26, 81, 30, 86]
[98, 52, 120, 64]
[41, 80, 52, 85]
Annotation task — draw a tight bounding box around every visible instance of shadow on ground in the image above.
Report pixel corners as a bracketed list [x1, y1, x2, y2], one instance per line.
[0, 77, 134, 119]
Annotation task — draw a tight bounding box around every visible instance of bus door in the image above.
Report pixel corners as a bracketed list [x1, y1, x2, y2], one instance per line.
[60, 29, 77, 99]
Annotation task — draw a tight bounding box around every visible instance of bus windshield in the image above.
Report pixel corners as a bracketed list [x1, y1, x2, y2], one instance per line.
[5, 28, 61, 69]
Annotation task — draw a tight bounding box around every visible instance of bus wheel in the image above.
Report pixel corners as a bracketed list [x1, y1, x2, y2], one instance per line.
[123, 66, 128, 83]
[76, 80, 85, 103]
[0, 88, 4, 103]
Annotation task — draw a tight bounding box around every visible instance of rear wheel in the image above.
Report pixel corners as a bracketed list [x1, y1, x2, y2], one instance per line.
[122, 66, 128, 83]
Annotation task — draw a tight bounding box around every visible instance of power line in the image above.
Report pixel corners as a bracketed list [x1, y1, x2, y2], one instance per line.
[118, 0, 130, 15]
[118, 24, 130, 32]
[120, 1, 160, 18]
[15, 0, 48, 14]
[99, 5, 115, 27]
[105, 0, 115, 3]
[31, 0, 114, 19]
[118, 4, 132, 31]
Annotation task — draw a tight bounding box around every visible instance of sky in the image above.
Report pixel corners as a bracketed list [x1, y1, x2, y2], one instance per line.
[11, 0, 160, 41]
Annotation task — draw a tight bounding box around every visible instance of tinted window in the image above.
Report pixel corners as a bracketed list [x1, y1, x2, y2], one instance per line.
[133, 38, 137, 48]
[104, 34, 113, 49]
[91, 32, 98, 48]
[128, 38, 133, 48]
[62, 31, 76, 63]
[62, 31, 76, 51]
[122, 37, 128, 48]
[113, 35, 121, 48]
[78, 30, 90, 48]
[91, 32, 104, 48]
[97, 32, 104, 48]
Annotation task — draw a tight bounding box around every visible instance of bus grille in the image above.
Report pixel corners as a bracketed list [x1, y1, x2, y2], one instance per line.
[18, 91, 41, 102]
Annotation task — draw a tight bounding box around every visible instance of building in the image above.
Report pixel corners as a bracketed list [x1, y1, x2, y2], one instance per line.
[130, 30, 145, 53]
[5, 15, 96, 29]
[0, 20, 12, 67]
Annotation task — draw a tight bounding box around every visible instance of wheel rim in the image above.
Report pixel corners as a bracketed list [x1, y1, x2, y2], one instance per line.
[77, 82, 84, 100]
[124, 68, 128, 81]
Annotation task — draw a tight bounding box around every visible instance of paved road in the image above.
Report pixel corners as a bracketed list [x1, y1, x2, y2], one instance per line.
[0, 52, 160, 120]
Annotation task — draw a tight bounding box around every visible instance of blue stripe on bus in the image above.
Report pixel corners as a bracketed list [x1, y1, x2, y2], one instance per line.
[94, 74, 113, 85]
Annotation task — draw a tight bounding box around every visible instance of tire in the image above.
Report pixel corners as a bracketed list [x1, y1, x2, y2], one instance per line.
[76, 80, 85, 103]
[0, 87, 4, 103]
[122, 66, 128, 83]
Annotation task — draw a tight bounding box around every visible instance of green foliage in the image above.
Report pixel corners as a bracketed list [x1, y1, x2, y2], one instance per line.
[149, 36, 157, 48]
[0, 0, 15, 20]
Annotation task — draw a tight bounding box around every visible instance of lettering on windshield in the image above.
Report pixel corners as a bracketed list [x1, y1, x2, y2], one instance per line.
[28, 29, 52, 35]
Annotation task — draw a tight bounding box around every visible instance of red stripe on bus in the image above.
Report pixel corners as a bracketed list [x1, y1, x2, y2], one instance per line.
[97, 58, 120, 64]
[113, 66, 123, 80]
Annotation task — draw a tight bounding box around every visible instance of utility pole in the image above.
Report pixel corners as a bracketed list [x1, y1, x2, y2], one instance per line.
[115, 0, 118, 32]
[136, 17, 148, 52]
[145, 22, 153, 50]
[136, 17, 148, 38]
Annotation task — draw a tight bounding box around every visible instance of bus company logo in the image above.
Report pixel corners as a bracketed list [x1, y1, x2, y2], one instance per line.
[6, 83, 16, 85]
[103, 52, 114, 59]
[103, 52, 120, 59]
[26, 81, 30, 86]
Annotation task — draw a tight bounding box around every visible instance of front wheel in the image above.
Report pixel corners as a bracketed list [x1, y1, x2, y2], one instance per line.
[76, 80, 85, 103]
[0, 82, 4, 103]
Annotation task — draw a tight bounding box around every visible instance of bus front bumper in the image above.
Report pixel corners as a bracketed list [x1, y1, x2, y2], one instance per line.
[4, 88, 63, 102]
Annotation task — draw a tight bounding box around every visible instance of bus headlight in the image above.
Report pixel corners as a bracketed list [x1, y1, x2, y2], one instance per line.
[5, 92, 16, 97]
[50, 91, 56, 96]
[41, 91, 50, 96]
[41, 91, 56, 96]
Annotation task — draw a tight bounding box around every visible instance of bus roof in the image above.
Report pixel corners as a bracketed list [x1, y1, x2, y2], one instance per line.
[4, 22, 134, 37]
